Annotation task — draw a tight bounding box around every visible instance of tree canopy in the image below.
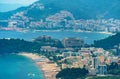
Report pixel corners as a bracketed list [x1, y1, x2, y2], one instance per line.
[56, 68, 88, 79]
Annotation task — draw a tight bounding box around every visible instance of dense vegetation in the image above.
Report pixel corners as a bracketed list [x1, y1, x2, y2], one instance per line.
[94, 33, 120, 49]
[56, 68, 88, 79]
[0, 39, 41, 54]
[0, 36, 63, 54]
[107, 62, 120, 75]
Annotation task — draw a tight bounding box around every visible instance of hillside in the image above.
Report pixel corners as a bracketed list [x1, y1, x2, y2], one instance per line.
[94, 33, 120, 50]
[1, 0, 120, 32]
[0, 6, 27, 20]
[40, 0, 120, 19]
[0, 0, 120, 20]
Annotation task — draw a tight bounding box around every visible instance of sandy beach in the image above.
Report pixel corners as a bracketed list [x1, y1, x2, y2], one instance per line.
[18, 53, 60, 79]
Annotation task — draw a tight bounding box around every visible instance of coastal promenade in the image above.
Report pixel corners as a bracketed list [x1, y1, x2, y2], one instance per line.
[18, 53, 60, 79]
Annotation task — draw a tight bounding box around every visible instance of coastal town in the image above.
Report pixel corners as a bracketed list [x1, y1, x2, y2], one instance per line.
[17, 35, 120, 79]
[0, 2, 120, 33]
[1, 10, 120, 33]
[0, 1, 120, 79]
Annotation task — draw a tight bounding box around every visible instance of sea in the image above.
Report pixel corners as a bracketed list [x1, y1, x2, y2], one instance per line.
[0, 30, 113, 79]
[0, 30, 112, 44]
[0, 54, 44, 79]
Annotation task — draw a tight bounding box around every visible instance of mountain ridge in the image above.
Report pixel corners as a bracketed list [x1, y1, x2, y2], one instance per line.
[1, 0, 120, 20]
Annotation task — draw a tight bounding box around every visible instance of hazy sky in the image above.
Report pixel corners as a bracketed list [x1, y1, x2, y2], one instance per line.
[0, 0, 38, 5]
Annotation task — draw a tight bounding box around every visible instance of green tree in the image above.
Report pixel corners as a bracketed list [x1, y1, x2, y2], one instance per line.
[56, 68, 88, 79]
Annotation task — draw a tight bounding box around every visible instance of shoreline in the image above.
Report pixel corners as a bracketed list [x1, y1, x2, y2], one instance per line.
[18, 52, 60, 79]
[0, 28, 115, 35]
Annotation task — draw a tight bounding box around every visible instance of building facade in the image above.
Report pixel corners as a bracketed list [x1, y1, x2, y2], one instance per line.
[62, 37, 84, 48]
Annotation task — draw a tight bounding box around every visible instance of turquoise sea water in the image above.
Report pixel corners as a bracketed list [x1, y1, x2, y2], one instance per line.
[0, 30, 112, 44]
[0, 54, 44, 79]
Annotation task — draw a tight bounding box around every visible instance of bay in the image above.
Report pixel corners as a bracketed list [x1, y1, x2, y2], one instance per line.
[0, 30, 112, 44]
[0, 54, 44, 79]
